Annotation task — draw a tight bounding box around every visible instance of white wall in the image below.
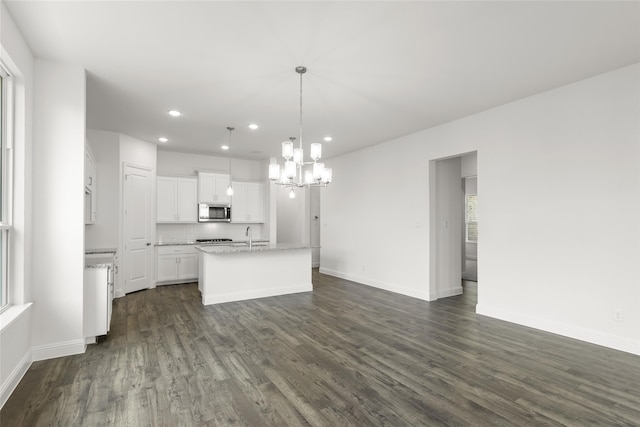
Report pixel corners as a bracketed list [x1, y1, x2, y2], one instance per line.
[157, 150, 263, 181]
[31, 60, 86, 360]
[85, 130, 120, 249]
[321, 64, 640, 354]
[0, 0, 34, 406]
[276, 185, 307, 244]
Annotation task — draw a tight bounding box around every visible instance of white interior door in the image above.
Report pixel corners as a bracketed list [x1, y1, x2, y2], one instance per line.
[124, 165, 153, 293]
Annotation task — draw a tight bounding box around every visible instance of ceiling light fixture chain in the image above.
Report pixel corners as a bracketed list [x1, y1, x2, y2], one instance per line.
[268, 66, 333, 198]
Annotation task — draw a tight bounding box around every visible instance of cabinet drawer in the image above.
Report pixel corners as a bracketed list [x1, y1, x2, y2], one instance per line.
[157, 245, 197, 255]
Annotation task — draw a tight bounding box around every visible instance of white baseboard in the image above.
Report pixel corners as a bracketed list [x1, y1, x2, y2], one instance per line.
[0, 348, 31, 409]
[32, 339, 86, 362]
[476, 304, 640, 356]
[203, 284, 312, 305]
[319, 267, 430, 301]
[436, 285, 463, 299]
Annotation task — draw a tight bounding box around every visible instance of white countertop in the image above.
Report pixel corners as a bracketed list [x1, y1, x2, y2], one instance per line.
[196, 242, 313, 255]
[156, 239, 269, 247]
[85, 248, 117, 255]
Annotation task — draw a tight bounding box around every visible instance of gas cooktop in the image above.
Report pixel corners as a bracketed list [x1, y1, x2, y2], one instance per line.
[195, 238, 233, 243]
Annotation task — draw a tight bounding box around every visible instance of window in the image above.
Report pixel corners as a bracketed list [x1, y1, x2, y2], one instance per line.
[465, 194, 478, 243]
[0, 64, 12, 312]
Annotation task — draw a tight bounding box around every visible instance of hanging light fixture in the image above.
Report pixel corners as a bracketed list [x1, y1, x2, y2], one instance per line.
[268, 66, 333, 197]
[226, 126, 234, 196]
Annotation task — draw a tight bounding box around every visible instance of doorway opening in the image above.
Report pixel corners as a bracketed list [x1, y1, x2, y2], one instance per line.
[429, 151, 477, 302]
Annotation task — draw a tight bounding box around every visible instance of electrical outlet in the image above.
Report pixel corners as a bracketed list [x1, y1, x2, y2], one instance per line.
[613, 309, 624, 322]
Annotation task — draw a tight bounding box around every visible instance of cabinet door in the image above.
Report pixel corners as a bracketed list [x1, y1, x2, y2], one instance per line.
[198, 173, 216, 203]
[157, 177, 178, 222]
[157, 255, 179, 282]
[231, 182, 249, 222]
[85, 150, 96, 190]
[215, 174, 231, 204]
[178, 253, 198, 280]
[177, 178, 197, 222]
[247, 182, 264, 223]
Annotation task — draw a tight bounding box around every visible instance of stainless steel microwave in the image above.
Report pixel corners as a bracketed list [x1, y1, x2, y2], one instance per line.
[198, 203, 231, 222]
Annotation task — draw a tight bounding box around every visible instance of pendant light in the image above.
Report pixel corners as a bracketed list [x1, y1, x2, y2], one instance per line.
[226, 126, 234, 196]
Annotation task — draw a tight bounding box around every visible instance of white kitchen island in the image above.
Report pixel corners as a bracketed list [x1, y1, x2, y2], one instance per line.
[196, 243, 313, 305]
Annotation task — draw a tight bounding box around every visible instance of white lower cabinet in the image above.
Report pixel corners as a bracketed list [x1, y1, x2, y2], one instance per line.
[156, 245, 198, 284]
[84, 266, 113, 339]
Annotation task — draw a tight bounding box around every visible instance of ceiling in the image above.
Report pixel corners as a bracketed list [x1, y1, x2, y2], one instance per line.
[4, 1, 639, 161]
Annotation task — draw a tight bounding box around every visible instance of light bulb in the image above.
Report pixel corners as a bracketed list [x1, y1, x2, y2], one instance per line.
[269, 163, 280, 181]
[304, 170, 314, 184]
[284, 160, 296, 179]
[226, 185, 234, 196]
[289, 188, 296, 199]
[321, 168, 332, 184]
[282, 141, 293, 160]
[313, 162, 324, 180]
[293, 148, 303, 164]
[310, 143, 322, 161]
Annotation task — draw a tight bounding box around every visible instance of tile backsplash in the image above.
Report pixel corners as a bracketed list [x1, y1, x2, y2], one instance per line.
[156, 223, 265, 243]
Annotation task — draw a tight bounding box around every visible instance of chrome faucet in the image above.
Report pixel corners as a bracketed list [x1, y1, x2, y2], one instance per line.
[246, 226, 252, 249]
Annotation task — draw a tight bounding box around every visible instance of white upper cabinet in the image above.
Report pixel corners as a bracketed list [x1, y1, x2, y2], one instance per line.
[231, 181, 264, 223]
[85, 149, 96, 191]
[157, 176, 197, 223]
[198, 172, 231, 204]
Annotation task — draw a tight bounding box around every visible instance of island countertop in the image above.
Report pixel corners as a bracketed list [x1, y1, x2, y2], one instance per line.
[196, 242, 313, 255]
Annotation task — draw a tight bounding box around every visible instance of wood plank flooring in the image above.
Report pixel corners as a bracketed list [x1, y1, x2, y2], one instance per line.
[2, 270, 639, 426]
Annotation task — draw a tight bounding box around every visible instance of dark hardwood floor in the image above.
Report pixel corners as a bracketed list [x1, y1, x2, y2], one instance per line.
[2, 270, 639, 426]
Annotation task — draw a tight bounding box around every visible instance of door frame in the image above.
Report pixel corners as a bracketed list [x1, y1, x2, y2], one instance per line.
[428, 151, 477, 301]
[120, 162, 155, 296]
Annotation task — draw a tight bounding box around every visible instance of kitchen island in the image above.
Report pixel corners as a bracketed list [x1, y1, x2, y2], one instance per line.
[196, 243, 312, 305]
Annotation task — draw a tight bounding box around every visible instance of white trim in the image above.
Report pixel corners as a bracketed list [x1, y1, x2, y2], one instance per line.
[0, 346, 31, 409]
[436, 285, 463, 299]
[319, 267, 431, 301]
[31, 339, 86, 361]
[0, 302, 31, 331]
[476, 304, 640, 356]
[202, 284, 312, 305]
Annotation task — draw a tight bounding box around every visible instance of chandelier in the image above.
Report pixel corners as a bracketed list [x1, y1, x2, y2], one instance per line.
[268, 66, 332, 198]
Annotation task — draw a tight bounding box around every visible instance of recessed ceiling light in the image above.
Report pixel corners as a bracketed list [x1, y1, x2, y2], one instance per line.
[158, 137, 168, 143]
[167, 109, 182, 117]
[323, 136, 333, 142]
[221, 145, 229, 150]
[248, 123, 259, 130]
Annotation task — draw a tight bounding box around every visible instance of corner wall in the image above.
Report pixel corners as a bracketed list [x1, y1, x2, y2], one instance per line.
[321, 64, 640, 354]
[0, 0, 35, 408]
[31, 59, 86, 360]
